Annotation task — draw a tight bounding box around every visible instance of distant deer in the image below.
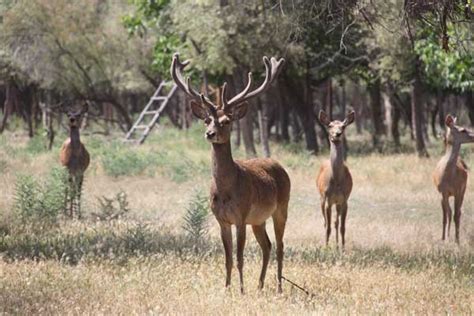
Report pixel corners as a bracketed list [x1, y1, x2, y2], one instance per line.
[60, 102, 90, 218]
[433, 114, 474, 243]
[317, 110, 355, 249]
[171, 53, 290, 293]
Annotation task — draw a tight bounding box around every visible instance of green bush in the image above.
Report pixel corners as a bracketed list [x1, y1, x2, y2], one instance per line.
[25, 135, 49, 155]
[101, 146, 155, 177]
[13, 167, 68, 224]
[182, 191, 209, 246]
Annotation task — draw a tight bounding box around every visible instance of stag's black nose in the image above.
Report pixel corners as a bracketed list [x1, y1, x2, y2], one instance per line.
[70, 118, 76, 123]
[206, 131, 216, 139]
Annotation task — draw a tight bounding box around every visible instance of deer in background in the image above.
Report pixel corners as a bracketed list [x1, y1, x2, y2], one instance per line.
[433, 114, 474, 243]
[171, 53, 290, 293]
[317, 110, 355, 249]
[60, 102, 90, 218]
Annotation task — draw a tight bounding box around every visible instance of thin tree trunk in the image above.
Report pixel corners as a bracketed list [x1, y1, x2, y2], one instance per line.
[412, 60, 429, 158]
[465, 91, 474, 127]
[257, 97, 270, 157]
[369, 79, 385, 151]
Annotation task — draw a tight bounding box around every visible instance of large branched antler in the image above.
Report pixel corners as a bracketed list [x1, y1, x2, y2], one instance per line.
[171, 53, 285, 115]
[221, 56, 285, 112]
[171, 53, 217, 112]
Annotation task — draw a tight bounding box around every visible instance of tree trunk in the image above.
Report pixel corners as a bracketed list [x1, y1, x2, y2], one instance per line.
[257, 97, 270, 157]
[241, 111, 256, 157]
[279, 84, 290, 142]
[0, 80, 19, 133]
[325, 78, 333, 120]
[437, 89, 446, 130]
[465, 91, 474, 127]
[234, 70, 256, 157]
[411, 61, 429, 158]
[369, 79, 385, 151]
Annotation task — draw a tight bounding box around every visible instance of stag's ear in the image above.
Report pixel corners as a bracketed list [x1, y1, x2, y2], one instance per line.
[343, 111, 355, 126]
[190, 100, 208, 120]
[318, 110, 331, 126]
[445, 114, 455, 128]
[228, 102, 248, 121]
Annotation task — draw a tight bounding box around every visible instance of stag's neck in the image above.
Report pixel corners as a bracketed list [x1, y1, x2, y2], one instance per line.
[69, 127, 81, 149]
[211, 142, 238, 191]
[330, 141, 345, 178]
[442, 142, 461, 170]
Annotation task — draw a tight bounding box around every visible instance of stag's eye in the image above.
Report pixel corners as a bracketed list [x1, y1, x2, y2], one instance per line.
[221, 119, 230, 125]
[204, 117, 211, 125]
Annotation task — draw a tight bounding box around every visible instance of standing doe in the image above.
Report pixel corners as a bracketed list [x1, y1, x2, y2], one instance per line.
[171, 53, 290, 293]
[60, 102, 90, 218]
[317, 110, 355, 249]
[433, 114, 474, 243]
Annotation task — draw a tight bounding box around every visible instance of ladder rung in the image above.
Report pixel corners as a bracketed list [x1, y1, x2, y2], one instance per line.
[152, 96, 166, 101]
[143, 111, 158, 115]
[134, 125, 149, 129]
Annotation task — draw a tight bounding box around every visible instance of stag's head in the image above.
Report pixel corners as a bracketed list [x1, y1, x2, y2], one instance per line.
[319, 110, 355, 143]
[445, 114, 474, 145]
[65, 102, 88, 129]
[171, 53, 284, 144]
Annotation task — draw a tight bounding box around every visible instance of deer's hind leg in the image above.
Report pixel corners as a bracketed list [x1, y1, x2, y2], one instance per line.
[252, 223, 271, 290]
[272, 204, 287, 293]
[236, 225, 247, 294]
[441, 194, 451, 241]
[337, 202, 348, 249]
[454, 192, 464, 244]
[320, 197, 327, 228]
[77, 174, 84, 219]
[325, 203, 332, 246]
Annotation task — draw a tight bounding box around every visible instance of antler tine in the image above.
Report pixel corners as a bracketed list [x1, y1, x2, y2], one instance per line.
[200, 94, 217, 113]
[171, 53, 205, 103]
[226, 56, 285, 109]
[222, 72, 252, 111]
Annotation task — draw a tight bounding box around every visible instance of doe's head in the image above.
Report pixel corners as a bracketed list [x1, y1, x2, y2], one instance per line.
[319, 110, 355, 143]
[445, 114, 474, 145]
[65, 102, 88, 129]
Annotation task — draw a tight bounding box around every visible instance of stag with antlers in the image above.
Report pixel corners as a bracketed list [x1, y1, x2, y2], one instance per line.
[59, 102, 90, 218]
[171, 53, 290, 293]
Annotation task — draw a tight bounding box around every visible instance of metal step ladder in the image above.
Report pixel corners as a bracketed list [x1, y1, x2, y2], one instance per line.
[125, 81, 177, 144]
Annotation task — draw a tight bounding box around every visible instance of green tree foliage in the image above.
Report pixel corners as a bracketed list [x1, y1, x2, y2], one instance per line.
[416, 29, 474, 92]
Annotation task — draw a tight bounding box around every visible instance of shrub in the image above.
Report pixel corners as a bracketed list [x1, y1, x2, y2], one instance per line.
[13, 167, 69, 224]
[182, 191, 209, 248]
[101, 146, 155, 177]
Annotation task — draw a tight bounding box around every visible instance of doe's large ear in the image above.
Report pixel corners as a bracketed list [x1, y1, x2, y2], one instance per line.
[318, 110, 331, 126]
[227, 102, 248, 121]
[190, 100, 208, 120]
[343, 111, 355, 126]
[445, 114, 455, 128]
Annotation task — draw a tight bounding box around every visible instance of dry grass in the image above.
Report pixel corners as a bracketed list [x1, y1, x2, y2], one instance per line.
[0, 125, 473, 314]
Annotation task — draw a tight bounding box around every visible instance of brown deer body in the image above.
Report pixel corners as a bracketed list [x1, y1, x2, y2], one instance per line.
[317, 110, 355, 248]
[60, 104, 90, 218]
[171, 54, 290, 293]
[433, 114, 474, 243]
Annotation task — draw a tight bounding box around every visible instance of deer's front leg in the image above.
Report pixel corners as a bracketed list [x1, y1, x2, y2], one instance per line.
[236, 225, 246, 294]
[219, 223, 233, 288]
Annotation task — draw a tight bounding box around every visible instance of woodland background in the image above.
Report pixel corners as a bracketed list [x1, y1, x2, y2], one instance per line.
[0, 0, 473, 156]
